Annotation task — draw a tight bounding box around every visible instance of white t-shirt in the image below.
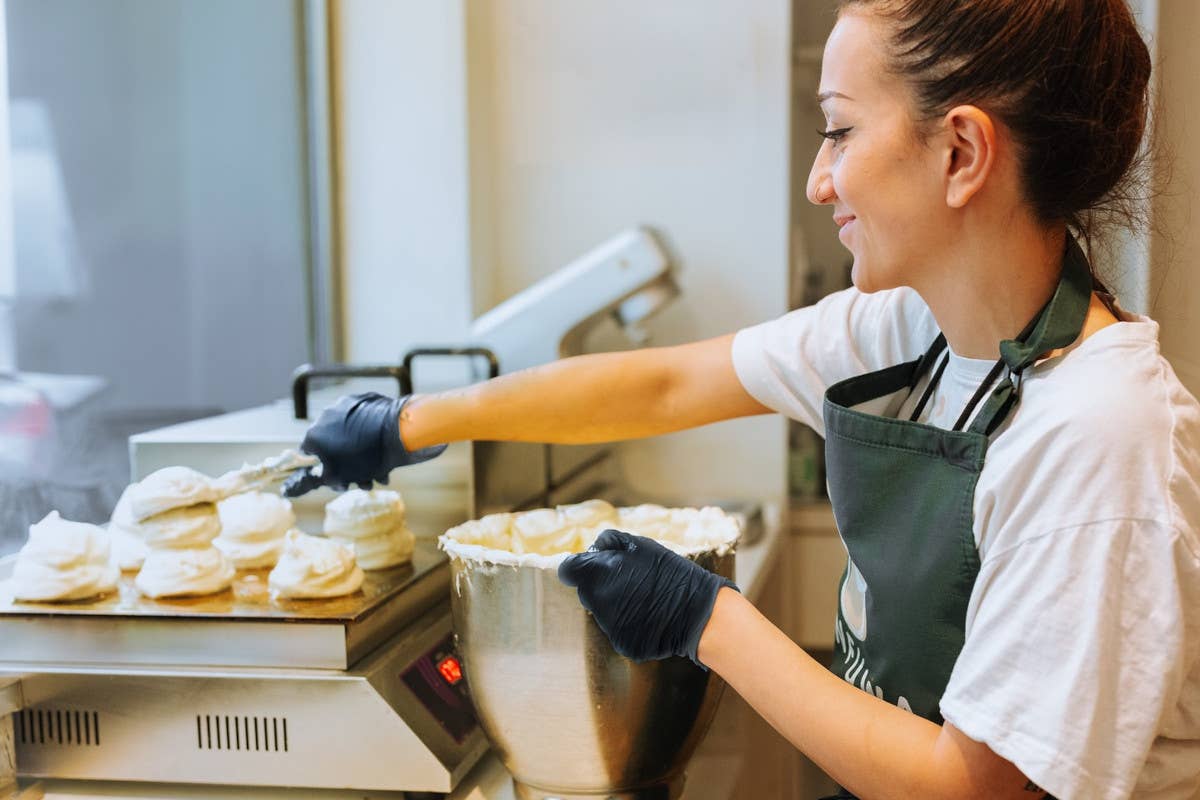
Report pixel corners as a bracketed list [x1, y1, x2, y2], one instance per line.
[732, 285, 1200, 800]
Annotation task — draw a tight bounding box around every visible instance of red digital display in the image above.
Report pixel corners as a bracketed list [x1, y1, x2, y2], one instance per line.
[437, 656, 463, 685]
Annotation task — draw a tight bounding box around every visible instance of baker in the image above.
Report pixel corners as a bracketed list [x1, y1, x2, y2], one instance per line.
[287, 1, 1200, 796]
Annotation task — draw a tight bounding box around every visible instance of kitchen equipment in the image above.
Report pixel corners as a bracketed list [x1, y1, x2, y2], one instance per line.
[86, 226, 687, 794]
[468, 226, 681, 501]
[469, 226, 680, 374]
[0, 538, 488, 794]
[130, 227, 684, 525]
[443, 534, 733, 799]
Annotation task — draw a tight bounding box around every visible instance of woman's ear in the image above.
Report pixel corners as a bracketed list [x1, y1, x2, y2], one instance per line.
[942, 105, 997, 209]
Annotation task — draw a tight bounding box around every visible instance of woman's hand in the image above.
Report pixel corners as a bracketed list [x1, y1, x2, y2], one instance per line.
[283, 392, 446, 496]
[557, 529, 737, 668]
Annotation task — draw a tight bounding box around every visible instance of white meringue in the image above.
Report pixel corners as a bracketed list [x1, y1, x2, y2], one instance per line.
[615, 504, 676, 541]
[324, 489, 406, 539]
[134, 546, 235, 599]
[10, 512, 120, 602]
[126, 466, 218, 522]
[268, 530, 365, 599]
[108, 487, 149, 570]
[451, 512, 514, 548]
[511, 508, 580, 555]
[108, 526, 149, 571]
[440, 504, 741, 568]
[128, 502, 221, 550]
[214, 492, 295, 569]
[671, 506, 742, 549]
[331, 525, 415, 570]
[558, 499, 619, 551]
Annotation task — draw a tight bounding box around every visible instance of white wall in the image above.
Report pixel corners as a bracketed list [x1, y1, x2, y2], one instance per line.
[464, 1, 791, 501]
[333, 0, 475, 373]
[334, 1, 792, 502]
[1152, 0, 1200, 395]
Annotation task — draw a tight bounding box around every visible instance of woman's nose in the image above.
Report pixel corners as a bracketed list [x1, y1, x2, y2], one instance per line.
[806, 146, 835, 205]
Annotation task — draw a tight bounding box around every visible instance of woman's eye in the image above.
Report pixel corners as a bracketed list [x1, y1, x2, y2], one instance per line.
[817, 126, 852, 144]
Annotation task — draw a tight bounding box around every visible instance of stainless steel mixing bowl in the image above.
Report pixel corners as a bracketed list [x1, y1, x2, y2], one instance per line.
[446, 546, 733, 799]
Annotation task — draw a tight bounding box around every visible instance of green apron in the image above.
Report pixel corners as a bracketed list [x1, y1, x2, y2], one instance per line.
[817, 239, 1093, 798]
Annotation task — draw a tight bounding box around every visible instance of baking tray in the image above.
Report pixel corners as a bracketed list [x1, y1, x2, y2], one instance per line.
[0, 539, 449, 671]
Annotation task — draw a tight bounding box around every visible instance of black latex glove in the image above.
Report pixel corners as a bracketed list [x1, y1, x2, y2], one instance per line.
[558, 529, 737, 669]
[282, 392, 446, 496]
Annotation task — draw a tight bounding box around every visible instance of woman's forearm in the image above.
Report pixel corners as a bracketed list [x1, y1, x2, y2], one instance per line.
[399, 334, 768, 449]
[699, 589, 1043, 800]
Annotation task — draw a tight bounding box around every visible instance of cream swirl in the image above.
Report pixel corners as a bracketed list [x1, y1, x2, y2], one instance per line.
[268, 530, 364, 599]
[330, 525, 415, 570]
[324, 489, 405, 539]
[134, 546, 235, 599]
[615, 504, 676, 541]
[126, 466, 218, 522]
[214, 492, 295, 569]
[558, 499, 619, 551]
[129, 502, 221, 550]
[11, 512, 120, 602]
[108, 487, 149, 570]
[511, 508, 580, 555]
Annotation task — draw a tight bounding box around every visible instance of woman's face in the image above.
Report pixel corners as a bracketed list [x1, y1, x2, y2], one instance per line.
[807, 10, 950, 294]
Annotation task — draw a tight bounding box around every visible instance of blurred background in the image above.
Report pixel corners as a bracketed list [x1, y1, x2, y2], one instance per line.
[0, 0, 1193, 565]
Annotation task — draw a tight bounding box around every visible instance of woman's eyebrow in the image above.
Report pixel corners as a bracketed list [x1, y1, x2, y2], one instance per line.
[817, 90, 854, 104]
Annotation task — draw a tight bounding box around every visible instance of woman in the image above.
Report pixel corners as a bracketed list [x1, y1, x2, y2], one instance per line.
[288, 1, 1200, 797]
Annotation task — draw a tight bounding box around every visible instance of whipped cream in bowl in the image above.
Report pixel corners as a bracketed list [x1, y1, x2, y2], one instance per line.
[439, 501, 741, 570]
[437, 501, 740, 798]
[10, 512, 121, 602]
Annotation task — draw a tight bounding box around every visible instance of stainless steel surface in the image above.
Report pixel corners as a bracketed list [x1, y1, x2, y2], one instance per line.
[449, 549, 732, 799]
[0, 539, 449, 669]
[2, 606, 487, 793]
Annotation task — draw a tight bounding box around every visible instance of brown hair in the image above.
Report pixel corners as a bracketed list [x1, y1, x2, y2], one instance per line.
[838, 0, 1156, 287]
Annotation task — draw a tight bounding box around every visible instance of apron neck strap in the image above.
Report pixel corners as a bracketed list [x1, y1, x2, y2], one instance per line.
[962, 236, 1095, 436]
[996, 236, 1094, 374]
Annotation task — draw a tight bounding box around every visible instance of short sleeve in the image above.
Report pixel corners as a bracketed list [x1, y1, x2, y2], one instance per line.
[940, 519, 1200, 800]
[730, 285, 937, 433]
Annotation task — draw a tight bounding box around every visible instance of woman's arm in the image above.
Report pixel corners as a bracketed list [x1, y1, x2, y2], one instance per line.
[699, 588, 1052, 800]
[399, 333, 771, 449]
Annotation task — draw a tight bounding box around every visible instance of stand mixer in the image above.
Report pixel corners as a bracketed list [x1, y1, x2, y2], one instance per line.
[468, 226, 681, 375]
[459, 226, 682, 512]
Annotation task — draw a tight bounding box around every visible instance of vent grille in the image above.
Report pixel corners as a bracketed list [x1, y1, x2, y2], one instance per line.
[196, 715, 288, 752]
[15, 708, 101, 747]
